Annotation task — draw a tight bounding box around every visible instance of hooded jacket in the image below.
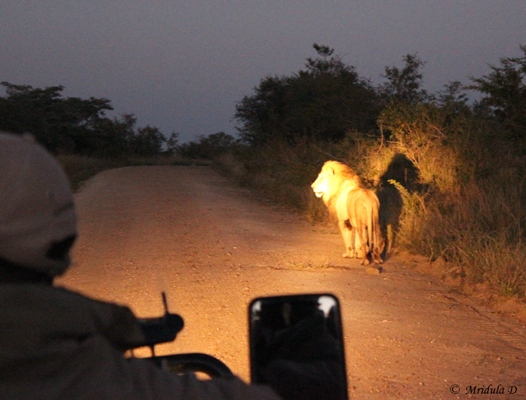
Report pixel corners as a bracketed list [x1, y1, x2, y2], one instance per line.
[0, 284, 280, 400]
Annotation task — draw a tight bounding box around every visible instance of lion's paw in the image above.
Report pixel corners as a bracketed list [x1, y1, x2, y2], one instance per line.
[343, 249, 357, 258]
[360, 257, 371, 266]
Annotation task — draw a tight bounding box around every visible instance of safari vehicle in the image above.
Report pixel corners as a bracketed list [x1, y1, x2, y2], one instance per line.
[134, 293, 349, 400]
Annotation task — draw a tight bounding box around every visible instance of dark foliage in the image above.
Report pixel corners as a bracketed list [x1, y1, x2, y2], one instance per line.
[176, 132, 236, 160]
[468, 45, 526, 142]
[0, 82, 165, 157]
[234, 44, 381, 146]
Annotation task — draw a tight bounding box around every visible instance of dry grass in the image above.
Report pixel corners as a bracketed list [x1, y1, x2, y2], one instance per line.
[217, 134, 526, 302]
[57, 155, 123, 191]
[57, 154, 205, 191]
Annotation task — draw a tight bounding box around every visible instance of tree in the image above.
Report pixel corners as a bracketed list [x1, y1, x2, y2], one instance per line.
[235, 44, 380, 146]
[0, 82, 168, 157]
[166, 131, 180, 154]
[177, 132, 235, 159]
[468, 45, 526, 137]
[130, 125, 165, 157]
[378, 54, 430, 105]
[234, 75, 288, 146]
[435, 81, 470, 112]
[83, 113, 136, 157]
[0, 82, 112, 152]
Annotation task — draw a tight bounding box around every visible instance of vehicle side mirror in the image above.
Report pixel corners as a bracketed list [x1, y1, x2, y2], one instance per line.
[249, 294, 348, 400]
[136, 293, 185, 350]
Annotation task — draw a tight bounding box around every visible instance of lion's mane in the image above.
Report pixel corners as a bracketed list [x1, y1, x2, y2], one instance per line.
[317, 161, 361, 214]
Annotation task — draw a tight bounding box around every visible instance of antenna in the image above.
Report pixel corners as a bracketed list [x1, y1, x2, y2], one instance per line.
[162, 291, 169, 314]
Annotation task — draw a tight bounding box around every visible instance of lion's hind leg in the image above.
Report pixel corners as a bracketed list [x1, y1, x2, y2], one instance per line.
[354, 231, 364, 260]
[372, 247, 383, 264]
[372, 233, 385, 264]
[356, 225, 370, 266]
[339, 220, 355, 258]
[359, 241, 370, 266]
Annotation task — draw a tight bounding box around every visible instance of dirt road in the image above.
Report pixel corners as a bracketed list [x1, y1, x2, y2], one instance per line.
[58, 165, 526, 399]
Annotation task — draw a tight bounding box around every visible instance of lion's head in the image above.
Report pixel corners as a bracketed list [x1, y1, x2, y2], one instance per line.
[311, 161, 361, 205]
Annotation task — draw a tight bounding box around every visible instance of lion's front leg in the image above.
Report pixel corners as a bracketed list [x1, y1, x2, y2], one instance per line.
[338, 220, 355, 258]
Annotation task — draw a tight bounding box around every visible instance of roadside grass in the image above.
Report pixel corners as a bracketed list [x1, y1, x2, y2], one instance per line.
[59, 142, 526, 316]
[396, 177, 526, 299]
[215, 139, 338, 222]
[216, 138, 526, 317]
[57, 154, 210, 192]
[57, 155, 124, 192]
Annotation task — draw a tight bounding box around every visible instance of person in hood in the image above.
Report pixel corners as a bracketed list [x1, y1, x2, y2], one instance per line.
[0, 132, 281, 400]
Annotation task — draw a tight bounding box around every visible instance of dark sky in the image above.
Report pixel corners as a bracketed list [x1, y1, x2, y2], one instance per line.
[1, 1, 525, 143]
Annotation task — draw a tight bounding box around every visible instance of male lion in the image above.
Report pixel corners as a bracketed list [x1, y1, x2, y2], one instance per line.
[311, 160, 384, 266]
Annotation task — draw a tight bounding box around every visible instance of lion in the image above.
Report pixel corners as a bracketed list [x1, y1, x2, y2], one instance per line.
[311, 160, 384, 265]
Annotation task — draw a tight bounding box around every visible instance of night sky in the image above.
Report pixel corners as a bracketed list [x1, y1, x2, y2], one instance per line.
[1, 1, 525, 142]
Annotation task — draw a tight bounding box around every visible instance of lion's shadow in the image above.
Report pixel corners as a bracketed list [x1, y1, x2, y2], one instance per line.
[376, 153, 421, 261]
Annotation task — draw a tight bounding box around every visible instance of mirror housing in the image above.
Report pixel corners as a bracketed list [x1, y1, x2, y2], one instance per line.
[135, 292, 184, 349]
[148, 353, 234, 379]
[137, 313, 184, 347]
[249, 294, 348, 400]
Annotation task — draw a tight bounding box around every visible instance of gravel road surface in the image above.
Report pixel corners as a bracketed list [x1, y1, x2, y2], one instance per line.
[58, 165, 526, 399]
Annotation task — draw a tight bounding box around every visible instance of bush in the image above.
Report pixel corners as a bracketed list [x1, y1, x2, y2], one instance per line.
[219, 104, 526, 299]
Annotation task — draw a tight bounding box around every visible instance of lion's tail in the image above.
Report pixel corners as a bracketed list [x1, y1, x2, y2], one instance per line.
[367, 197, 375, 254]
[367, 193, 382, 260]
